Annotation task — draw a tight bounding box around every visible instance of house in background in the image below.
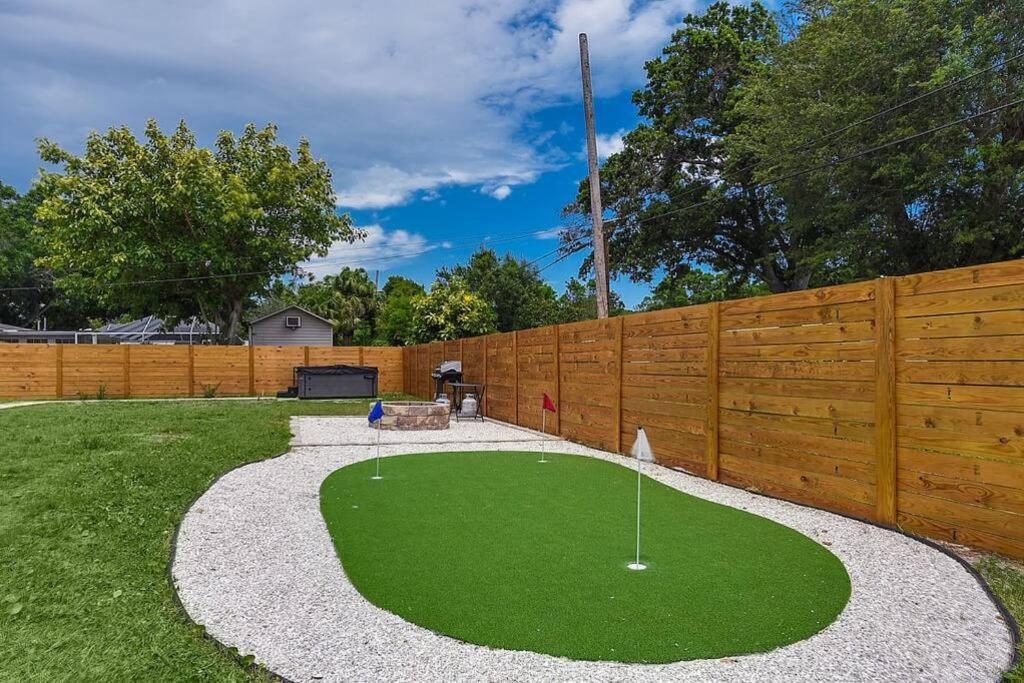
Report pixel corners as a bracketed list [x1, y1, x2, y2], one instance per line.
[248, 305, 334, 346]
[96, 316, 224, 344]
[0, 316, 224, 344]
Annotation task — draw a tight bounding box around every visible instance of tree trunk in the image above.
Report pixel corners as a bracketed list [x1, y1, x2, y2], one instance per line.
[223, 297, 244, 345]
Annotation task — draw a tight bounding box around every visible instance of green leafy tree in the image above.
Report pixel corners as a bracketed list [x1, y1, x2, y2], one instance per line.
[299, 268, 378, 344]
[0, 182, 48, 326]
[564, 3, 811, 292]
[731, 0, 1024, 275]
[641, 269, 768, 311]
[376, 276, 425, 346]
[0, 182, 107, 329]
[36, 120, 359, 342]
[410, 278, 497, 343]
[437, 248, 560, 332]
[556, 278, 627, 323]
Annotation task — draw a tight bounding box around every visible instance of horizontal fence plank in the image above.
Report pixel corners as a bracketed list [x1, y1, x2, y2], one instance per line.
[396, 258, 1024, 560]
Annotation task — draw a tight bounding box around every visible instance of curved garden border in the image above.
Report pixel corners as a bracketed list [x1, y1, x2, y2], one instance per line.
[170, 417, 1017, 682]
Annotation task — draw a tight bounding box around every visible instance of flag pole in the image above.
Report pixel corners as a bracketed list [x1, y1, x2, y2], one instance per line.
[628, 425, 647, 571]
[539, 407, 548, 463]
[634, 454, 642, 565]
[372, 417, 383, 480]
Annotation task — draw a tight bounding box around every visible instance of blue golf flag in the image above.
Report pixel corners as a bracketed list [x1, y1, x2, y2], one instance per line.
[368, 400, 384, 424]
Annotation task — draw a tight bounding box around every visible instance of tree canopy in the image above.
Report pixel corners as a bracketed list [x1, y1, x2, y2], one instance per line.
[564, 0, 1023, 293]
[36, 120, 358, 341]
[437, 248, 560, 332]
[409, 278, 497, 343]
[299, 268, 378, 344]
[376, 276, 425, 346]
[0, 182, 108, 329]
[640, 269, 768, 311]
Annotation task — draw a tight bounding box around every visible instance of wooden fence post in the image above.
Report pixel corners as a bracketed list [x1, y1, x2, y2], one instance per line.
[875, 277, 897, 525]
[512, 331, 519, 425]
[483, 336, 489, 417]
[55, 344, 63, 399]
[706, 302, 721, 480]
[613, 316, 624, 453]
[188, 345, 195, 397]
[358, 346, 364, 366]
[248, 345, 256, 396]
[304, 345, 310, 367]
[552, 325, 560, 436]
[123, 345, 131, 398]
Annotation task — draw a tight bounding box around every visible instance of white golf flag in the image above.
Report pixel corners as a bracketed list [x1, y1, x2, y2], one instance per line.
[632, 427, 655, 462]
[628, 426, 653, 570]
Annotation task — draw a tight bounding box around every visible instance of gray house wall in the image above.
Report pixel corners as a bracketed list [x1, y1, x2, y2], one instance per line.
[249, 307, 334, 346]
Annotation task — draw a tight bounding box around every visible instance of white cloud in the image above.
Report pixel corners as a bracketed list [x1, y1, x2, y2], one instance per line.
[487, 184, 513, 200]
[534, 226, 566, 240]
[0, 0, 697, 202]
[300, 225, 445, 276]
[580, 127, 628, 162]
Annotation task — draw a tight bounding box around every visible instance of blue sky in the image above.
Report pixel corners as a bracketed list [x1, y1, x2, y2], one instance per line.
[0, 0, 722, 308]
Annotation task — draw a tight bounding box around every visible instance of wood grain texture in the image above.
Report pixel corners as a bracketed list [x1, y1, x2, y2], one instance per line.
[5, 257, 1022, 559]
[875, 278, 897, 525]
[706, 302, 720, 480]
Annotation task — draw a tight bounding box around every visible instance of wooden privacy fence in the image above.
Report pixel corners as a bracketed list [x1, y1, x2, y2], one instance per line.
[0, 345, 404, 399]
[404, 259, 1024, 560]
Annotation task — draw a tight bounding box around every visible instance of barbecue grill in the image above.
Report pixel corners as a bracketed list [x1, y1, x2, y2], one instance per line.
[431, 360, 462, 400]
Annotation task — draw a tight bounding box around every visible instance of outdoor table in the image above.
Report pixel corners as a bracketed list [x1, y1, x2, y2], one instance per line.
[445, 382, 485, 422]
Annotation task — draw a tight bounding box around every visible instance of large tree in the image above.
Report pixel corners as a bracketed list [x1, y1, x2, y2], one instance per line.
[0, 181, 107, 329]
[436, 248, 560, 332]
[731, 0, 1024, 275]
[36, 120, 358, 341]
[0, 182, 48, 326]
[565, 0, 1022, 294]
[564, 3, 817, 292]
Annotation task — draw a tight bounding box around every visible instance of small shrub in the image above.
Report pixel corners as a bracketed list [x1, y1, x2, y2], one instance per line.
[96, 384, 107, 400]
[201, 383, 221, 399]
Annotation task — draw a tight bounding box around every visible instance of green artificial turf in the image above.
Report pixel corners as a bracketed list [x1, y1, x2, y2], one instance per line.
[0, 396, 410, 682]
[321, 451, 851, 663]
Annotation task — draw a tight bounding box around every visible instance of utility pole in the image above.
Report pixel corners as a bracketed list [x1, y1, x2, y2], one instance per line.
[579, 32, 610, 319]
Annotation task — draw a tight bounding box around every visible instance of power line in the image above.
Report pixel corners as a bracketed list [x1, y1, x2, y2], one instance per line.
[0, 225, 582, 293]
[604, 50, 1024, 228]
[602, 96, 1024, 232]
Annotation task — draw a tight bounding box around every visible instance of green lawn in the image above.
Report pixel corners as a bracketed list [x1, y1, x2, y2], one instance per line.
[320, 451, 851, 663]
[0, 397, 404, 682]
[977, 556, 1024, 681]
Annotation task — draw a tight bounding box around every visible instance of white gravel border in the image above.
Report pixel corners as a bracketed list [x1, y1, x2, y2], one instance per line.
[172, 417, 1014, 682]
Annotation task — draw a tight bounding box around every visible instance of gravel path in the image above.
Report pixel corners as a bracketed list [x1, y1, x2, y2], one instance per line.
[172, 417, 1014, 682]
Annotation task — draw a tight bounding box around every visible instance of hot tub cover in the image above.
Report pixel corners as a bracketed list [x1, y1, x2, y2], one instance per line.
[296, 365, 377, 376]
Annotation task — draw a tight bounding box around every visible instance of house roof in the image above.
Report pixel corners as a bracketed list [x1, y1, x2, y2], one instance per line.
[0, 322, 31, 333]
[248, 305, 334, 327]
[96, 315, 220, 339]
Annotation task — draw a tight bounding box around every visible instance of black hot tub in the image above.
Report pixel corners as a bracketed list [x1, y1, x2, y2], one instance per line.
[295, 365, 378, 399]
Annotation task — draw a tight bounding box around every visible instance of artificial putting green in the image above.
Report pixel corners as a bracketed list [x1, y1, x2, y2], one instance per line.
[320, 451, 851, 663]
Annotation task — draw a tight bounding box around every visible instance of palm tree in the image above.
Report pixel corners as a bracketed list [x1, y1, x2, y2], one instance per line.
[302, 268, 377, 344]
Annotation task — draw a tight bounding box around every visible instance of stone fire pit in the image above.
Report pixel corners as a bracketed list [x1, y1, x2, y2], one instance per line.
[371, 401, 449, 430]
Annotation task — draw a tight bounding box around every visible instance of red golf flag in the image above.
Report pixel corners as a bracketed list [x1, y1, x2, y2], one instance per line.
[542, 393, 557, 413]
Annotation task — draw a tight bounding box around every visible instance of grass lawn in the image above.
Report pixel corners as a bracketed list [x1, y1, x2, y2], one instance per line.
[0, 397, 405, 682]
[320, 451, 851, 663]
[977, 556, 1024, 681]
